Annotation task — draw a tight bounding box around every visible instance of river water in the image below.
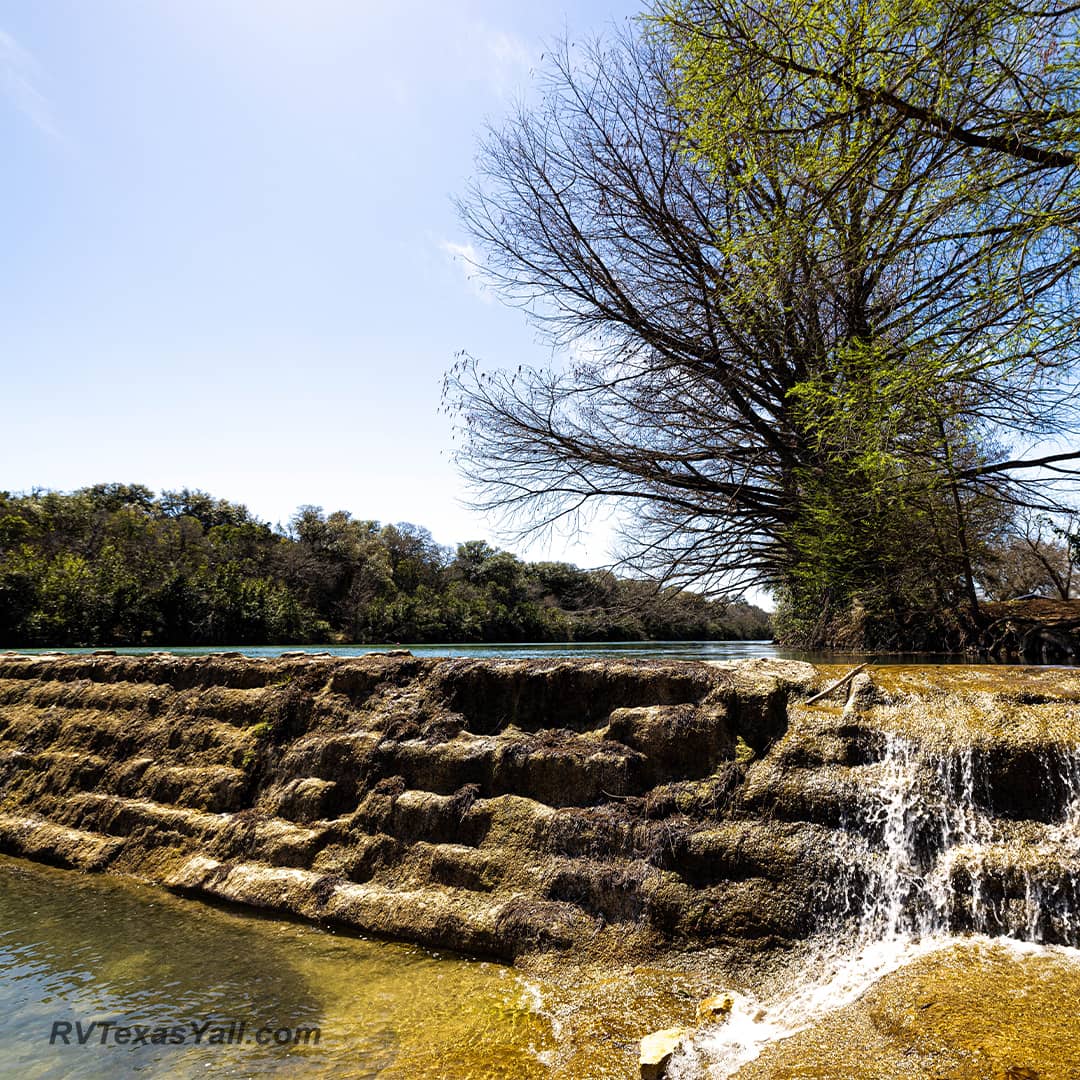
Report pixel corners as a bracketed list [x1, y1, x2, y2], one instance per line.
[7, 640, 780, 660]
[4, 640, 987, 664]
[0, 854, 713, 1079]
[0, 855, 561, 1079]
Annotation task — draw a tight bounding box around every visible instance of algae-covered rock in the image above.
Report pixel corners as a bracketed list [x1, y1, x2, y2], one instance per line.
[1, 653, 1079, 969]
[0, 653, 808, 962]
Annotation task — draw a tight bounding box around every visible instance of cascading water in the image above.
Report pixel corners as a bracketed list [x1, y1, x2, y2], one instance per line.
[673, 724, 1080, 1078]
[845, 733, 1080, 946]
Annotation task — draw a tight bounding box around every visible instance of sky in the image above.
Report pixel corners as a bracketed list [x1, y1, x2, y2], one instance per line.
[0, 0, 647, 569]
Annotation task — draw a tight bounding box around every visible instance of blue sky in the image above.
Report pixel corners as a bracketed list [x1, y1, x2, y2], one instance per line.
[0, 0, 644, 566]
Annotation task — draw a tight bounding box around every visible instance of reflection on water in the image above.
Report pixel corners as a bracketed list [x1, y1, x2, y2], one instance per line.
[0, 856, 553, 1079]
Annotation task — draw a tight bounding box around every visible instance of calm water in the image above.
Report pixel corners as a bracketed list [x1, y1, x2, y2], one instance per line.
[0, 857, 698, 1079]
[3, 640, 984, 664]
[0, 856, 558, 1080]
[7, 640, 777, 661]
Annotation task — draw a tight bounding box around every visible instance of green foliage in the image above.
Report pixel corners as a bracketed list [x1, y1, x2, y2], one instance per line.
[645, 0, 1080, 645]
[0, 485, 771, 647]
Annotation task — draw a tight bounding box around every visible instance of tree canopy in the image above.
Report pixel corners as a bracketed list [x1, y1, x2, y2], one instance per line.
[0, 486, 769, 647]
[445, 2, 1080, 648]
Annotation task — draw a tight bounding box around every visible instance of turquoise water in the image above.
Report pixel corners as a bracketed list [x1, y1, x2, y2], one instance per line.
[4, 640, 990, 664]
[4, 639, 780, 661]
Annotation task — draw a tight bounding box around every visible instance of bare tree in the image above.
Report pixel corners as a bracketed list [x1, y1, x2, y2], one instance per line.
[445, 20, 1080, 639]
[979, 510, 1078, 599]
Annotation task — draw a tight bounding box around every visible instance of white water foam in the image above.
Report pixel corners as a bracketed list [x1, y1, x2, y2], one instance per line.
[678, 733, 1080, 1078]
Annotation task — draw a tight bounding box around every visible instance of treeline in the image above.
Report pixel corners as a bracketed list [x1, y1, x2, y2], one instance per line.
[0, 484, 771, 647]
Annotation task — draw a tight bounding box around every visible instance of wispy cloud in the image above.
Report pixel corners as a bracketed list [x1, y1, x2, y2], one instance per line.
[0, 27, 60, 141]
[474, 23, 535, 97]
[439, 238, 492, 303]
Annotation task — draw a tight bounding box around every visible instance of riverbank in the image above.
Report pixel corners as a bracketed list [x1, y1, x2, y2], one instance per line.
[787, 597, 1080, 664]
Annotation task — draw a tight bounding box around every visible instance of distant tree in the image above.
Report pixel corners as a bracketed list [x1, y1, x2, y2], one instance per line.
[379, 523, 447, 592]
[979, 513, 1078, 600]
[0, 485, 769, 647]
[79, 483, 156, 514]
[160, 488, 255, 529]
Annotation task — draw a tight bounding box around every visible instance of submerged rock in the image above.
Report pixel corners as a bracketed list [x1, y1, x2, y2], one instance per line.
[694, 990, 762, 1025]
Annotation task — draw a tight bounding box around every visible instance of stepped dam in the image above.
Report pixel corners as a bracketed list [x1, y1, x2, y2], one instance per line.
[1, 651, 1079, 1076]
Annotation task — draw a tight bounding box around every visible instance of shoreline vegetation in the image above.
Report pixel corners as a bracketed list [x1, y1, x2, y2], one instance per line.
[0, 484, 771, 649]
[442, 1, 1080, 670]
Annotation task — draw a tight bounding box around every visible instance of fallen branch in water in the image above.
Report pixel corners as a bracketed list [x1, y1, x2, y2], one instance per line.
[805, 663, 870, 706]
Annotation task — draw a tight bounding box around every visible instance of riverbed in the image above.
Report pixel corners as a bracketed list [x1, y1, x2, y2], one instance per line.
[0, 855, 717, 1079]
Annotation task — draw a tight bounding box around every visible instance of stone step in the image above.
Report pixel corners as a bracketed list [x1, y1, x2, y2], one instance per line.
[372, 787, 491, 846]
[382, 732, 648, 806]
[113, 761, 250, 813]
[0, 706, 250, 767]
[543, 855, 651, 923]
[167, 855, 593, 959]
[739, 759, 900, 830]
[0, 811, 124, 870]
[59, 792, 229, 843]
[663, 820, 851, 888]
[438, 659, 716, 734]
[406, 841, 505, 893]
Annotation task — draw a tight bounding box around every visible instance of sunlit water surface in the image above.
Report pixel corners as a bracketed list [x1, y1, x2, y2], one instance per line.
[0, 856, 568, 1079]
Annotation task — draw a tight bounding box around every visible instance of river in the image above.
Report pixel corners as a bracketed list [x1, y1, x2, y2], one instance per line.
[0, 854, 562, 1079]
[4, 640, 989, 664]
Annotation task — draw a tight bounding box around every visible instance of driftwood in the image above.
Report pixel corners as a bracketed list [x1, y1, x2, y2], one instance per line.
[805, 663, 870, 706]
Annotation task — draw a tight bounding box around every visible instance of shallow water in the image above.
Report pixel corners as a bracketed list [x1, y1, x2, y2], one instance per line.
[0, 856, 709, 1080]
[0, 855, 558, 1079]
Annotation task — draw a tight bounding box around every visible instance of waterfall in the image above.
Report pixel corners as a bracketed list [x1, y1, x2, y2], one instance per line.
[674, 729, 1080, 1078]
[840, 734, 1080, 947]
